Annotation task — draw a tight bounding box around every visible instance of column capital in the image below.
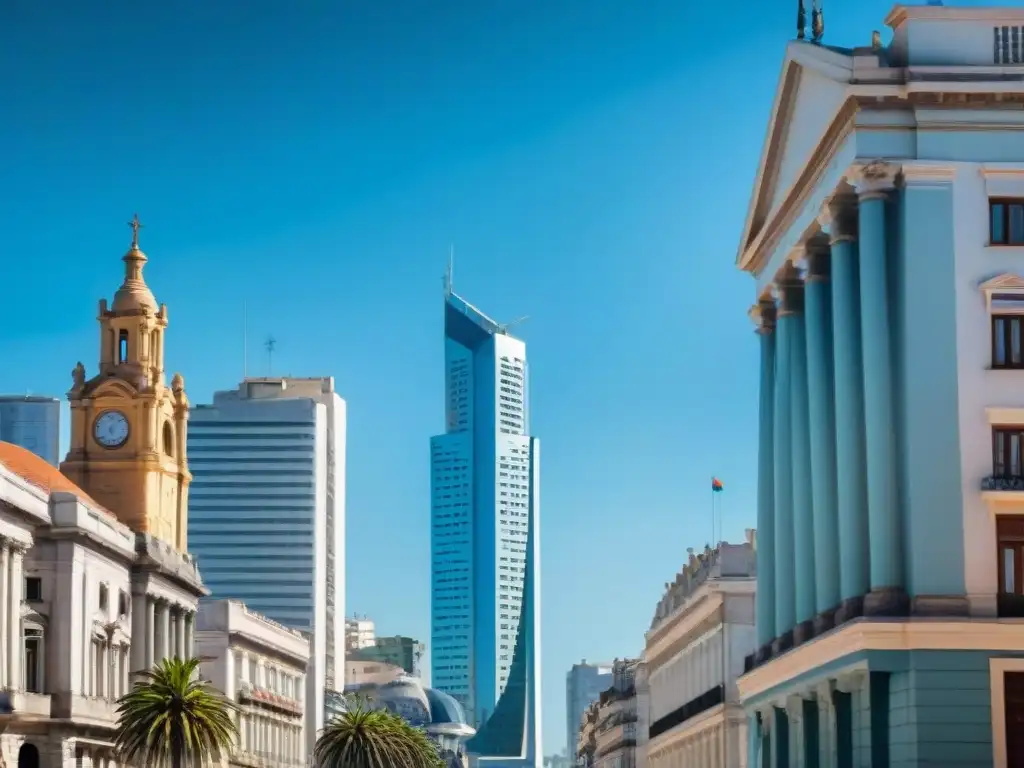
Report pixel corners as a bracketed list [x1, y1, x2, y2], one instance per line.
[819, 195, 859, 243]
[774, 274, 805, 316]
[805, 238, 831, 282]
[749, 300, 777, 334]
[848, 160, 899, 200]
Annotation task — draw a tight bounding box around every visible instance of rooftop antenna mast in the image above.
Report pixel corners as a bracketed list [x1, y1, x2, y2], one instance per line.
[444, 245, 454, 297]
[243, 301, 249, 380]
[265, 336, 277, 376]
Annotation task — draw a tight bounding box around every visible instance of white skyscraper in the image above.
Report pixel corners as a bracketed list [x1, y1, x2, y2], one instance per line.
[187, 377, 345, 755]
[431, 275, 541, 767]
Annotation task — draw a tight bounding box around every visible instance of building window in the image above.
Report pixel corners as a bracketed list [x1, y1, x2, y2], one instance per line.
[994, 316, 1024, 369]
[994, 427, 1024, 479]
[24, 578, 42, 603]
[118, 330, 129, 363]
[98, 584, 108, 612]
[24, 628, 44, 693]
[991, 199, 1024, 245]
[998, 516, 1024, 617]
[118, 590, 130, 619]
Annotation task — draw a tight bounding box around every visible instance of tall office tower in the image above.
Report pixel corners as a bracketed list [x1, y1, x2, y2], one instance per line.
[565, 661, 612, 756]
[430, 273, 542, 767]
[345, 615, 376, 651]
[187, 377, 346, 755]
[0, 396, 60, 465]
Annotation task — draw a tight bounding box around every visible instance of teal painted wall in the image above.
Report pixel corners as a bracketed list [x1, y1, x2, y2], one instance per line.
[888, 651, 996, 767]
[897, 182, 966, 599]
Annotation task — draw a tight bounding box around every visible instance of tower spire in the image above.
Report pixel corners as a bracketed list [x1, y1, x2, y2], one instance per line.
[444, 245, 454, 297]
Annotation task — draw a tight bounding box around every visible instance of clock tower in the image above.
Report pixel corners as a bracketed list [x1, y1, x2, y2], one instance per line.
[61, 215, 192, 551]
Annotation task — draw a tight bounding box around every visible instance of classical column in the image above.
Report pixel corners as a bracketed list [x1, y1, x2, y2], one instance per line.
[0, 543, 9, 688]
[828, 197, 870, 622]
[156, 600, 170, 661]
[753, 299, 777, 659]
[145, 597, 156, 670]
[788, 271, 817, 644]
[852, 162, 907, 616]
[804, 239, 841, 630]
[174, 607, 186, 659]
[8, 546, 22, 691]
[773, 273, 798, 650]
[183, 611, 194, 659]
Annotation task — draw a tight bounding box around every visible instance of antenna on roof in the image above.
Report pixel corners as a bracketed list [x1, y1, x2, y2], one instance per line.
[444, 245, 454, 297]
[265, 336, 277, 376]
[243, 300, 249, 380]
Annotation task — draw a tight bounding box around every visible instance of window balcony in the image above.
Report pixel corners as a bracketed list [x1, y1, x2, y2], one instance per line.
[981, 476, 1024, 508]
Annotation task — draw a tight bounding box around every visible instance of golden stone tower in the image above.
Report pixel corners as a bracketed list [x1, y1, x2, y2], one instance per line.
[61, 215, 192, 551]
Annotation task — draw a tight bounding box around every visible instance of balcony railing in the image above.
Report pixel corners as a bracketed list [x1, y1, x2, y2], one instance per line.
[982, 475, 1024, 492]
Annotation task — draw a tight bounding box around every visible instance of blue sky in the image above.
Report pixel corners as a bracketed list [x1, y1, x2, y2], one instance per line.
[0, 0, 985, 756]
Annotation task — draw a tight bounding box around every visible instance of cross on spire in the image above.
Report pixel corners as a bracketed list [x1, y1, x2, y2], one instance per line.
[128, 213, 144, 249]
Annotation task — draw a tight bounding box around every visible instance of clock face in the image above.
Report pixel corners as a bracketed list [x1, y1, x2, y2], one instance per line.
[94, 410, 130, 448]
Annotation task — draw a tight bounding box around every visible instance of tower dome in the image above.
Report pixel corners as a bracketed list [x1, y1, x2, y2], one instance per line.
[111, 213, 157, 313]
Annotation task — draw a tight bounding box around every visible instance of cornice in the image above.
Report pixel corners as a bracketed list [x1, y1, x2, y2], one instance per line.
[738, 618, 1024, 703]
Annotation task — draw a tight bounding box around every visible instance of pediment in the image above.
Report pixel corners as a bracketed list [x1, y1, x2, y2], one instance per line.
[737, 42, 854, 270]
[89, 376, 138, 399]
[980, 273, 1024, 293]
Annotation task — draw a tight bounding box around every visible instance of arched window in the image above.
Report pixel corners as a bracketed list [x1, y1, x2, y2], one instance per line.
[163, 422, 175, 457]
[118, 330, 129, 364]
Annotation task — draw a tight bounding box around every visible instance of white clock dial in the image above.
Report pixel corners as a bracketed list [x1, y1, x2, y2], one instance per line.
[94, 410, 130, 448]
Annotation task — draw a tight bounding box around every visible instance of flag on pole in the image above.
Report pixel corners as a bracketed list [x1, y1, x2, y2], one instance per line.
[711, 477, 724, 493]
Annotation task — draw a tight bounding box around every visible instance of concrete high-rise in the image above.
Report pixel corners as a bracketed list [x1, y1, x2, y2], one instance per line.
[565, 662, 612, 758]
[430, 273, 542, 767]
[0, 396, 59, 466]
[187, 377, 345, 755]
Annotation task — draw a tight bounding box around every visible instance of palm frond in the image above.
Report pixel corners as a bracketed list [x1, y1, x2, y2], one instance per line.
[314, 700, 445, 768]
[114, 656, 237, 768]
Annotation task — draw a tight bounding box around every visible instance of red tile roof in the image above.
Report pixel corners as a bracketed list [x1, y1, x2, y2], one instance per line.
[0, 441, 98, 508]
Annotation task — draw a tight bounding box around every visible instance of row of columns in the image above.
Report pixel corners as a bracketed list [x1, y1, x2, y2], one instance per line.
[648, 721, 732, 768]
[131, 593, 195, 674]
[650, 628, 724, 724]
[0, 542, 25, 691]
[754, 162, 907, 656]
[239, 710, 305, 765]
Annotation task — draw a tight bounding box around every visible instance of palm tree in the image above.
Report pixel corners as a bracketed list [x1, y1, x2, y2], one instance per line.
[314, 699, 445, 768]
[114, 656, 237, 768]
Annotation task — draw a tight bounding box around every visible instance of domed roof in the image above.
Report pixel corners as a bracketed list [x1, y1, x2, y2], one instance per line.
[425, 688, 468, 725]
[111, 245, 157, 313]
[0, 441, 97, 506]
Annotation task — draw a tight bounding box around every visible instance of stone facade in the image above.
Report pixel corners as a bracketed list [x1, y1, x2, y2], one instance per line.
[0, 446, 205, 768]
[196, 599, 310, 768]
[643, 537, 756, 768]
[737, 4, 1024, 766]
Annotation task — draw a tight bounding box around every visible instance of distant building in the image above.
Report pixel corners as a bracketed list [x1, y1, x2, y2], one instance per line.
[565, 661, 612, 756]
[430, 273, 542, 768]
[196, 599, 310, 768]
[644, 535, 756, 768]
[187, 376, 347, 757]
[345, 615, 376, 651]
[576, 659, 641, 768]
[345, 658, 406, 688]
[351, 635, 425, 677]
[0, 396, 59, 466]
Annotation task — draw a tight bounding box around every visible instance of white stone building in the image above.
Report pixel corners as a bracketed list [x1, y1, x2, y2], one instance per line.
[196, 599, 310, 768]
[0, 441, 206, 768]
[643, 536, 756, 768]
[577, 659, 640, 768]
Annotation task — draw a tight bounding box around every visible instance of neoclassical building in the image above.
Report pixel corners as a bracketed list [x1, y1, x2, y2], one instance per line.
[576, 659, 640, 768]
[738, 4, 1024, 766]
[644, 538, 756, 768]
[196, 599, 310, 768]
[0, 219, 206, 767]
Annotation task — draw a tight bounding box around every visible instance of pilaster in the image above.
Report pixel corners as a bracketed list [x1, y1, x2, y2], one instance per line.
[7, 547, 22, 692]
[0, 544, 9, 689]
[850, 161, 908, 617]
[823, 196, 870, 624]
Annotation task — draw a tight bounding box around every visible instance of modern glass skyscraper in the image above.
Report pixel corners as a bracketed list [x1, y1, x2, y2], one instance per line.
[430, 275, 542, 767]
[187, 377, 345, 756]
[0, 396, 60, 466]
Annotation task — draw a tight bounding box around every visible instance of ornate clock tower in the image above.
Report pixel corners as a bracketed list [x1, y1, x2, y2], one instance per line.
[61, 215, 192, 551]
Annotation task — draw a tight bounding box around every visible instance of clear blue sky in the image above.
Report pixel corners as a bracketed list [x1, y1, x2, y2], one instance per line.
[0, 0, 968, 756]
